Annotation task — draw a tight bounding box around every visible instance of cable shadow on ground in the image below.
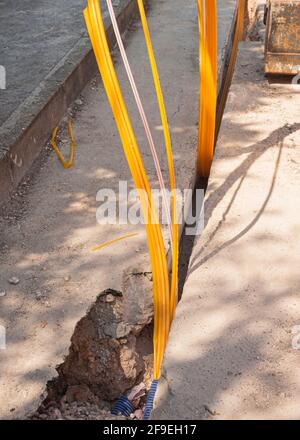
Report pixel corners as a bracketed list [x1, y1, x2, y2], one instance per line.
[188, 122, 300, 278]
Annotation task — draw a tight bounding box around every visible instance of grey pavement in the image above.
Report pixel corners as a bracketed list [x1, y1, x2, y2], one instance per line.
[0, 0, 87, 126]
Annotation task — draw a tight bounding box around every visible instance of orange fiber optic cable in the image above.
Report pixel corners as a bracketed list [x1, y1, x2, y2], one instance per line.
[197, 0, 217, 177]
[83, 0, 170, 379]
[105, 0, 173, 250]
[136, 0, 179, 322]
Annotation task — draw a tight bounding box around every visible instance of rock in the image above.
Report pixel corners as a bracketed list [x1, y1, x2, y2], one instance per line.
[52, 408, 62, 419]
[39, 413, 48, 420]
[204, 404, 218, 416]
[75, 99, 83, 106]
[127, 383, 146, 401]
[122, 267, 153, 334]
[55, 276, 153, 401]
[133, 409, 143, 420]
[9, 276, 19, 285]
[35, 291, 43, 300]
[0, 291, 6, 297]
[57, 319, 143, 400]
[65, 385, 99, 404]
[64, 276, 71, 282]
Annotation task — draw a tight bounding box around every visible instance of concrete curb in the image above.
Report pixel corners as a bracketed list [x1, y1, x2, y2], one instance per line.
[0, 0, 138, 205]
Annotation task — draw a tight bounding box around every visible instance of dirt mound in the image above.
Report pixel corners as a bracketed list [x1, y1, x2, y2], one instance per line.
[32, 268, 154, 419]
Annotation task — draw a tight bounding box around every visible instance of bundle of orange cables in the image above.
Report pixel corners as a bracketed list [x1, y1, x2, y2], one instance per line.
[198, 0, 246, 176]
[197, 0, 217, 178]
[83, 0, 245, 390]
[83, 0, 178, 381]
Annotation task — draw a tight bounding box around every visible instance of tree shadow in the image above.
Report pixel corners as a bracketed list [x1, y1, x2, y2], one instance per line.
[188, 122, 300, 277]
[155, 276, 300, 419]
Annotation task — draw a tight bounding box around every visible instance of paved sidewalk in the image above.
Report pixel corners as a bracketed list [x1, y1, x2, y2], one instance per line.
[153, 42, 300, 420]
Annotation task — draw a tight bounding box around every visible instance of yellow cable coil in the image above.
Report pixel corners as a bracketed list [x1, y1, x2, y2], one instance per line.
[136, 0, 178, 322]
[51, 121, 75, 169]
[197, 0, 218, 177]
[83, 0, 170, 379]
[92, 233, 138, 252]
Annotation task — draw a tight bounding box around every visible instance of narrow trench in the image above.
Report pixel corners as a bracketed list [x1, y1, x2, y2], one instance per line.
[31, 0, 260, 422]
[178, 176, 208, 300]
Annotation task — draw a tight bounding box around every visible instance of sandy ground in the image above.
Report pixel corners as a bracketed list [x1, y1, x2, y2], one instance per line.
[0, 0, 201, 419]
[154, 35, 300, 420]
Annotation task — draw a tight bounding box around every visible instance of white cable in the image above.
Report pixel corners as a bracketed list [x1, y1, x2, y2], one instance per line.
[105, 0, 173, 246]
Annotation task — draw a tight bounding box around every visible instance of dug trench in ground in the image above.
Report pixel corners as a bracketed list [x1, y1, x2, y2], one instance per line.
[0, 0, 237, 419]
[153, 35, 300, 420]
